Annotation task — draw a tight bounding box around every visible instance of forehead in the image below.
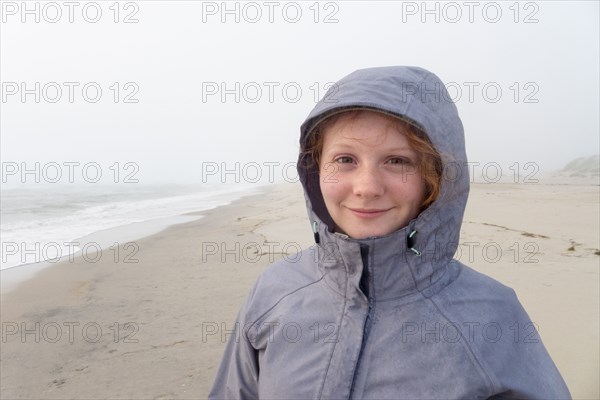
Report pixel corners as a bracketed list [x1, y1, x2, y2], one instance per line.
[321, 110, 411, 148]
[324, 110, 405, 132]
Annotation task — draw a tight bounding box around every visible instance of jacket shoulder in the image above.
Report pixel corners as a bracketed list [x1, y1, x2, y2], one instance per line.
[446, 262, 519, 304]
[433, 262, 535, 343]
[241, 245, 323, 323]
[431, 262, 571, 398]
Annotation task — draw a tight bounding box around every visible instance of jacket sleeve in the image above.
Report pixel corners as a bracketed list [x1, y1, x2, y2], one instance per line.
[208, 293, 260, 400]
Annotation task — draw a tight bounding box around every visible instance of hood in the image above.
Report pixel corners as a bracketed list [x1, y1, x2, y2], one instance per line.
[296, 66, 470, 299]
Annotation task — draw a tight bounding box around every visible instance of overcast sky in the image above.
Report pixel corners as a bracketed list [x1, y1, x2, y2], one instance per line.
[1, 1, 598, 185]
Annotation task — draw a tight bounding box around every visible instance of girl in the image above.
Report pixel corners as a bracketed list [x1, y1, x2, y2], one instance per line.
[209, 66, 571, 399]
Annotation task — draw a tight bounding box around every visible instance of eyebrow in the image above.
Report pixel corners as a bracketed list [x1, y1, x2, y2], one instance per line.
[325, 143, 415, 153]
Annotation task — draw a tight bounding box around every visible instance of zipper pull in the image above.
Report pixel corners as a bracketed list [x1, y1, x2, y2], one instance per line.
[407, 229, 421, 256]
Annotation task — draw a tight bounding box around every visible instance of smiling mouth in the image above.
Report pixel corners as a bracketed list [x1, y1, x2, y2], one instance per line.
[347, 207, 391, 218]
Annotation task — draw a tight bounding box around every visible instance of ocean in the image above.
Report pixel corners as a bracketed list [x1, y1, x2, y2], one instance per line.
[0, 182, 263, 270]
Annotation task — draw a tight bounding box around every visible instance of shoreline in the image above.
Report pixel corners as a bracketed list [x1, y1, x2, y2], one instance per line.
[0, 181, 598, 398]
[0, 182, 267, 271]
[0, 214, 203, 296]
[0, 184, 269, 296]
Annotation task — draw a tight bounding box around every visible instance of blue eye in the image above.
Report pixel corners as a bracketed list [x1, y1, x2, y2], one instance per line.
[335, 156, 354, 164]
[388, 157, 410, 165]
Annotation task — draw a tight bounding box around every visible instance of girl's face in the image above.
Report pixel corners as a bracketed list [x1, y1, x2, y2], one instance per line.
[319, 111, 426, 239]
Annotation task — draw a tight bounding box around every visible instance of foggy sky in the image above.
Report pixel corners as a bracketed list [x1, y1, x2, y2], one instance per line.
[1, 1, 598, 185]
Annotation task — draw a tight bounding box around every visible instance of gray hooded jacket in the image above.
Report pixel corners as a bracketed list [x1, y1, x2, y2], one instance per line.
[208, 66, 571, 399]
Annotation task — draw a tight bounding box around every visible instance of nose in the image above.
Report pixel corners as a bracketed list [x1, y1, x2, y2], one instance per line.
[352, 164, 385, 199]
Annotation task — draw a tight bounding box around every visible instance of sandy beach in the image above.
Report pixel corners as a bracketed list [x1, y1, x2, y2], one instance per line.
[1, 181, 598, 399]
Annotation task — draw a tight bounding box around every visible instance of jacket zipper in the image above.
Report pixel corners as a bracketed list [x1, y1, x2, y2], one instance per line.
[349, 300, 373, 398]
[348, 246, 373, 399]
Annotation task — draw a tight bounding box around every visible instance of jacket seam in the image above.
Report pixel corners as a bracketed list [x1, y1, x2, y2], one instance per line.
[425, 294, 500, 395]
[402, 71, 432, 120]
[247, 277, 325, 330]
[374, 257, 454, 303]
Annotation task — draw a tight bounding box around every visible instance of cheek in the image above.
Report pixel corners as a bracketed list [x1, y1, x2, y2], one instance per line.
[389, 174, 426, 203]
[410, 176, 427, 203]
[320, 178, 340, 205]
[319, 162, 339, 185]
[319, 170, 347, 205]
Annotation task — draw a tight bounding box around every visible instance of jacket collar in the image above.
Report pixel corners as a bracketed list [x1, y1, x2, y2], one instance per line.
[310, 199, 457, 302]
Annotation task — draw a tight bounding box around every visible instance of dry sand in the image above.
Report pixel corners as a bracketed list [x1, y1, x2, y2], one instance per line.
[1, 181, 598, 399]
